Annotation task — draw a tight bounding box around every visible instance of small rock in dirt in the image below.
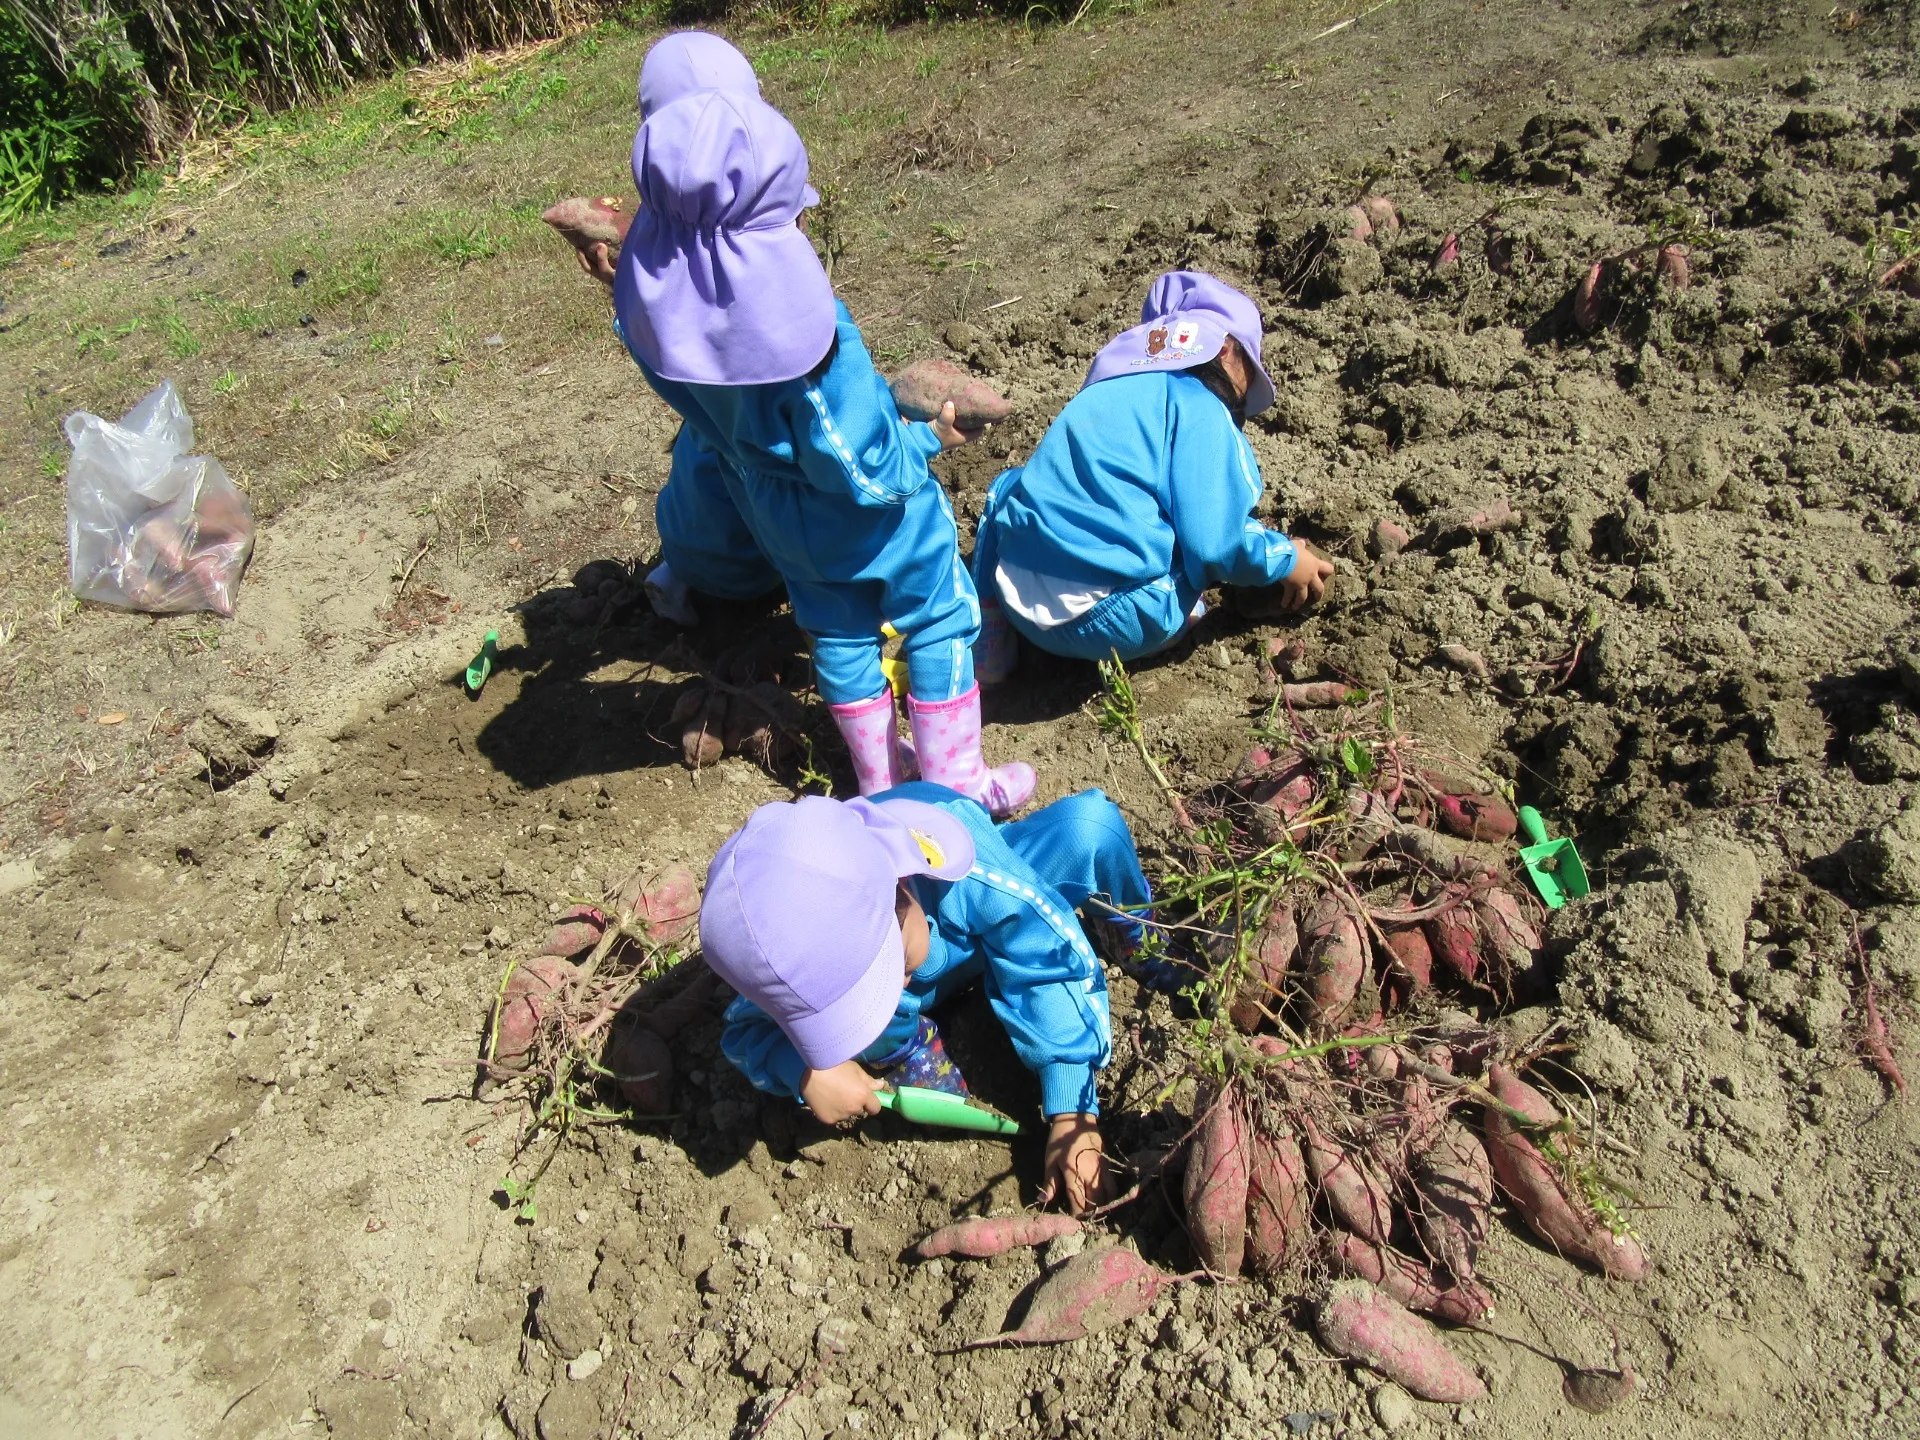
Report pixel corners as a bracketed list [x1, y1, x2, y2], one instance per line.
[535, 1286, 601, 1361]
[816, 1315, 858, 1358]
[537, 1382, 603, 1440]
[0, 858, 39, 897]
[1322, 238, 1383, 297]
[1041, 1228, 1087, 1266]
[1372, 1383, 1417, 1431]
[1852, 730, 1920, 784]
[1848, 812, 1920, 904]
[1571, 1020, 1638, 1091]
[689, 1328, 726, 1369]
[1648, 427, 1729, 512]
[567, 1348, 603, 1382]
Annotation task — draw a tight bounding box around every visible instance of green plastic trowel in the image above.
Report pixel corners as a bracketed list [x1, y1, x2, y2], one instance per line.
[465, 630, 499, 695]
[878, 1085, 1022, 1136]
[1517, 806, 1590, 910]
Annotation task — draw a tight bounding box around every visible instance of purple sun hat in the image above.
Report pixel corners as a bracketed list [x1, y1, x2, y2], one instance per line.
[1083, 270, 1276, 417]
[638, 31, 760, 117]
[616, 90, 832, 386]
[700, 794, 974, 1070]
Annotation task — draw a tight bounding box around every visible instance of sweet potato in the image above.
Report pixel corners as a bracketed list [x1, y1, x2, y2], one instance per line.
[1325, 1233, 1495, 1325]
[1373, 519, 1411, 557]
[1230, 902, 1298, 1033]
[672, 687, 726, 769]
[1655, 244, 1689, 290]
[490, 956, 578, 1069]
[542, 903, 607, 959]
[1232, 744, 1276, 782]
[1431, 231, 1460, 270]
[1244, 1125, 1310, 1276]
[620, 864, 701, 946]
[1281, 681, 1355, 708]
[627, 968, 719, 1039]
[1341, 787, 1396, 861]
[965, 1246, 1176, 1347]
[1183, 1089, 1250, 1276]
[1316, 1280, 1488, 1402]
[1408, 1117, 1494, 1282]
[1485, 228, 1515, 274]
[1482, 1065, 1647, 1280]
[914, 1214, 1083, 1260]
[1381, 924, 1434, 1001]
[1433, 791, 1518, 843]
[541, 196, 633, 252]
[1424, 905, 1481, 983]
[1300, 1112, 1393, 1244]
[1360, 194, 1399, 236]
[1572, 260, 1607, 332]
[1437, 642, 1488, 679]
[1301, 894, 1370, 1027]
[1378, 824, 1497, 885]
[889, 356, 1012, 431]
[600, 1018, 673, 1113]
[1564, 1355, 1637, 1413]
[1345, 204, 1375, 243]
[1473, 887, 1539, 976]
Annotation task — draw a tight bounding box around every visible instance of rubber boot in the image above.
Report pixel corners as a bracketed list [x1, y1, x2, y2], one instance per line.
[643, 562, 699, 627]
[974, 595, 1020, 687]
[907, 683, 1036, 817]
[828, 688, 912, 797]
[871, 1014, 969, 1096]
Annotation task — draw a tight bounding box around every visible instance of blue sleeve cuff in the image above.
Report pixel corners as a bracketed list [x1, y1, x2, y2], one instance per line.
[764, 1046, 807, 1098]
[1266, 531, 1298, 582]
[908, 420, 943, 462]
[1040, 1062, 1099, 1119]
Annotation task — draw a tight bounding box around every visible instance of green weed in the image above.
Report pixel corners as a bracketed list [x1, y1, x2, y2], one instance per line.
[213, 367, 240, 394]
[429, 220, 505, 266]
[159, 307, 201, 358]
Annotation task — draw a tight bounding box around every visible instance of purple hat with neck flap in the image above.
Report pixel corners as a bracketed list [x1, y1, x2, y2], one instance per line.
[700, 794, 975, 1071]
[615, 90, 833, 387]
[638, 31, 760, 117]
[1083, 270, 1275, 417]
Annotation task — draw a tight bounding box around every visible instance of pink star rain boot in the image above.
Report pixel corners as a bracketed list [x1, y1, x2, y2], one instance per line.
[906, 683, 1035, 817]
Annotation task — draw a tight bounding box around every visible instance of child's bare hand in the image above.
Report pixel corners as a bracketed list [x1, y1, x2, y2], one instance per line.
[1278, 540, 1334, 611]
[575, 241, 617, 288]
[800, 1061, 884, 1125]
[931, 400, 979, 451]
[1039, 1114, 1110, 1215]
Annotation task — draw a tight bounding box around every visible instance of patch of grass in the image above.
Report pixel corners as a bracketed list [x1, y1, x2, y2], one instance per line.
[158, 306, 202, 358]
[428, 217, 507, 266]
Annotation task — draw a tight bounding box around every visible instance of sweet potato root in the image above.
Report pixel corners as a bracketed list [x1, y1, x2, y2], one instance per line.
[1281, 681, 1355, 708]
[1573, 260, 1607, 332]
[1325, 1233, 1494, 1325]
[541, 196, 632, 252]
[1473, 888, 1539, 976]
[490, 956, 577, 1069]
[1408, 1116, 1494, 1282]
[889, 357, 1012, 431]
[600, 1018, 673, 1113]
[542, 904, 607, 958]
[914, 1214, 1083, 1260]
[1316, 1279, 1488, 1402]
[1381, 924, 1434, 1004]
[1565, 1355, 1637, 1413]
[1433, 791, 1518, 843]
[672, 687, 727, 769]
[1300, 1113, 1393, 1245]
[1230, 903, 1298, 1033]
[1301, 894, 1371, 1027]
[964, 1246, 1176, 1347]
[1482, 1064, 1647, 1280]
[1245, 1125, 1310, 1276]
[1424, 905, 1480, 983]
[620, 864, 702, 947]
[1183, 1088, 1250, 1276]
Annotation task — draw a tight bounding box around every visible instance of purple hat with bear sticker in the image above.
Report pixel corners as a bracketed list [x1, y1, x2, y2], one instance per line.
[615, 90, 832, 386]
[1082, 270, 1275, 417]
[700, 795, 975, 1070]
[638, 31, 760, 117]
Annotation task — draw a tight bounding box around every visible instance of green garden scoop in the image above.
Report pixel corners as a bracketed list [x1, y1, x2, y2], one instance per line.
[878, 1085, 1022, 1136]
[465, 630, 499, 695]
[1517, 806, 1589, 909]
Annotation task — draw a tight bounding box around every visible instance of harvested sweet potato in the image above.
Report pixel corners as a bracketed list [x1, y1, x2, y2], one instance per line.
[1317, 1279, 1488, 1402]
[541, 196, 633, 252]
[1281, 681, 1355, 708]
[1573, 260, 1607, 332]
[672, 687, 727, 769]
[542, 903, 607, 959]
[1424, 905, 1481, 983]
[490, 956, 577, 1069]
[1341, 787, 1396, 861]
[1325, 1233, 1494, 1325]
[1565, 1354, 1637, 1413]
[600, 1018, 673, 1113]
[1433, 791, 1518, 843]
[1655, 244, 1689, 290]
[889, 356, 1012, 431]
[1183, 1089, 1250, 1276]
[1408, 1115, 1494, 1282]
[1301, 894, 1370, 1026]
[1300, 1112, 1393, 1244]
[1473, 887, 1539, 976]
[1482, 1064, 1647, 1280]
[1381, 924, 1434, 1002]
[914, 1214, 1082, 1260]
[619, 864, 701, 947]
[1431, 231, 1459, 270]
[1245, 1124, 1310, 1276]
[1230, 902, 1298, 1033]
[1360, 194, 1399, 236]
[626, 968, 718, 1039]
[964, 1246, 1176, 1347]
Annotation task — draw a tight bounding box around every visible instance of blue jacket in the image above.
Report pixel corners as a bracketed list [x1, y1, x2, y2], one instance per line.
[987, 369, 1296, 596]
[719, 783, 1113, 1118]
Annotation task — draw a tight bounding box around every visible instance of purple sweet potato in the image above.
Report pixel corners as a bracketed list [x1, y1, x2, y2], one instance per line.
[1432, 790, 1518, 843]
[914, 1214, 1083, 1260]
[600, 1019, 673, 1113]
[1229, 902, 1298, 1033]
[1483, 1065, 1647, 1281]
[1245, 1125, 1310, 1276]
[1573, 260, 1607, 332]
[1325, 1233, 1495, 1325]
[1424, 905, 1481, 983]
[542, 903, 608, 959]
[965, 1246, 1177, 1347]
[1300, 1113, 1393, 1245]
[1281, 681, 1355, 708]
[1300, 894, 1369, 1027]
[621, 863, 701, 946]
[1183, 1089, 1250, 1276]
[490, 956, 578, 1069]
[889, 356, 1012, 430]
[672, 687, 727, 769]
[541, 195, 633, 251]
[1473, 888, 1540, 976]
[1408, 1116, 1494, 1282]
[1381, 924, 1434, 1003]
[1317, 1279, 1488, 1402]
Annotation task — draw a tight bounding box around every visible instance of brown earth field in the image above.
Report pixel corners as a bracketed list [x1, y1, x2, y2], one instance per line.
[4, 0, 1920, 1435]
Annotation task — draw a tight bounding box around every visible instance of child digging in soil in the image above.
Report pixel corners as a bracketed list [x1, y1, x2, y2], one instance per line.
[699, 783, 1151, 1214]
[969, 271, 1335, 682]
[610, 74, 1034, 815]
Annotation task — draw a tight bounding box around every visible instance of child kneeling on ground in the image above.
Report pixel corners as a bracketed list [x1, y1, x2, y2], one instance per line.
[699, 784, 1151, 1213]
[970, 271, 1335, 682]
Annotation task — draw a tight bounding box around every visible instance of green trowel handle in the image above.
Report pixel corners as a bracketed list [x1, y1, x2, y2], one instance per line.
[1517, 806, 1550, 848]
[877, 1086, 1022, 1136]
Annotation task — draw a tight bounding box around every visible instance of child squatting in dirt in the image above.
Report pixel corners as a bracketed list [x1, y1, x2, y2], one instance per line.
[604, 51, 1035, 816]
[970, 271, 1335, 682]
[698, 784, 1151, 1214]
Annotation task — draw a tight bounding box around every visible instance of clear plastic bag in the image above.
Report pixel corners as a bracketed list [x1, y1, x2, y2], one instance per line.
[64, 379, 255, 618]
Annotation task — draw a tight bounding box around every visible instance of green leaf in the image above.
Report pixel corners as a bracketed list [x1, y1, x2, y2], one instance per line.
[1339, 736, 1374, 782]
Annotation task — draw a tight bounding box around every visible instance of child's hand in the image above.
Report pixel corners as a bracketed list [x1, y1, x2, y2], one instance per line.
[800, 1061, 884, 1125]
[1278, 540, 1334, 611]
[575, 241, 617, 288]
[1039, 1114, 1110, 1215]
[930, 400, 979, 451]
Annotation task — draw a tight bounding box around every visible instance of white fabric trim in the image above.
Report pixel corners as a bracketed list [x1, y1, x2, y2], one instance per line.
[993, 558, 1113, 631]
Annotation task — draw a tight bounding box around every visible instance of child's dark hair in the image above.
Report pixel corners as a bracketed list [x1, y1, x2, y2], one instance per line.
[1187, 337, 1247, 426]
